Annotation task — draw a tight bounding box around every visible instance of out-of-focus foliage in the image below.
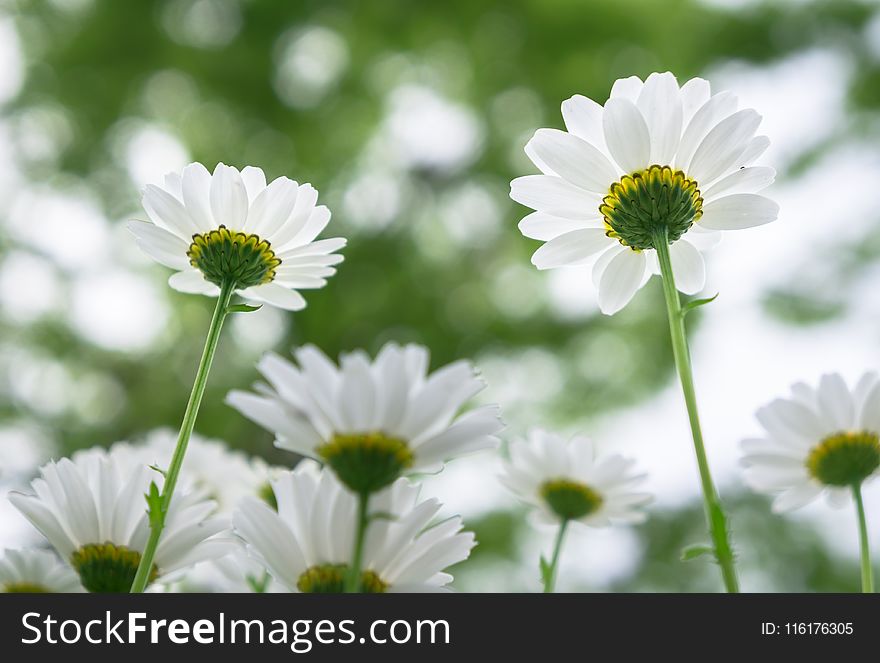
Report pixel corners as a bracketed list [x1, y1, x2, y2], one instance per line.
[2, 0, 879, 591]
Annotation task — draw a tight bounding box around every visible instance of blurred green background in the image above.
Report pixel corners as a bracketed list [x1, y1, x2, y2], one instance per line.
[2, 0, 880, 592]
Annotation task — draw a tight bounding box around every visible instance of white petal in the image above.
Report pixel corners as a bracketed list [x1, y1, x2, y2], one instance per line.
[679, 77, 711, 125]
[128, 220, 190, 270]
[610, 76, 642, 101]
[597, 249, 647, 315]
[180, 163, 215, 231]
[240, 166, 267, 202]
[636, 72, 682, 164]
[526, 129, 617, 193]
[240, 283, 307, 311]
[771, 483, 822, 513]
[668, 239, 706, 294]
[209, 164, 249, 229]
[510, 175, 601, 219]
[739, 135, 770, 166]
[699, 194, 778, 230]
[518, 211, 601, 241]
[561, 94, 605, 148]
[688, 109, 761, 185]
[602, 98, 650, 173]
[142, 185, 200, 239]
[245, 176, 298, 236]
[703, 166, 775, 200]
[816, 373, 855, 431]
[675, 91, 738, 171]
[168, 269, 218, 295]
[531, 229, 614, 269]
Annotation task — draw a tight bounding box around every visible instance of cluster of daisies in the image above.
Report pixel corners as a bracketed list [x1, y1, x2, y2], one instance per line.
[2, 72, 877, 594]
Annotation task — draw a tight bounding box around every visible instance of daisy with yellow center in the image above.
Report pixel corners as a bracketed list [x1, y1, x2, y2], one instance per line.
[510, 73, 778, 592]
[0, 549, 84, 593]
[125, 162, 344, 592]
[233, 460, 475, 593]
[227, 342, 502, 591]
[9, 448, 231, 593]
[741, 372, 880, 592]
[500, 429, 651, 593]
[511, 72, 777, 315]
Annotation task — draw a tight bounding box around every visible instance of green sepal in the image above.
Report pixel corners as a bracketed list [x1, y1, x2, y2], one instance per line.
[681, 543, 715, 562]
[682, 293, 719, 317]
[227, 303, 263, 314]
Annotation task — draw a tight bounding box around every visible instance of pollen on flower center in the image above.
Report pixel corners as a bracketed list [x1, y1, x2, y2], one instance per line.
[296, 564, 388, 593]
[806, 430, 880, 487]
[317, 432, 414, 495]
[187, 225, 281, 289]
[70, 542, 157, 593]
[599, 165, 703, 251]
[540, 478, 604, 520]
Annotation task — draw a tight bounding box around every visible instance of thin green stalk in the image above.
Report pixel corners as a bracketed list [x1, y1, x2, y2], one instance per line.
[852, 483, 874, 593]
[652, 227, 739, 593]
[130, 279, 236, 593]
[543, 519, 569, 593]
[344, 493, 371, 593]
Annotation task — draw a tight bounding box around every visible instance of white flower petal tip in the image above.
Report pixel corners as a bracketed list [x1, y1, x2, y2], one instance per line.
[740, 372, 880, 512]
[233, 464, 474, 592]
[227, 342, 504, 493]
[511, 72, 777, 315]
[500, 428, 652, 528]
[133, 162, 345, 311]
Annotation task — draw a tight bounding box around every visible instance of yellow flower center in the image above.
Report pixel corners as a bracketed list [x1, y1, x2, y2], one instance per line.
[600, 165, 703, 251]
[317, 432, 414, 494]
[187, 225, 281, 288]
[806, 430, 880, 487]
[297, 564, 388, 593]
[71, 543, 157, 593]
[3, 582, 50, 593]
[540, 478, 604, 520]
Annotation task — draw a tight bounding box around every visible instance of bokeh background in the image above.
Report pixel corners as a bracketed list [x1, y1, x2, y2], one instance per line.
[2, 0, 880, 592]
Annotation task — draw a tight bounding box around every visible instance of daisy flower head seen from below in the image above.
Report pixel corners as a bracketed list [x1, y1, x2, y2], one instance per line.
[511, 72, 779, 314]
[129, 162, 345, 311]
[741, 372, 880, 512]
[234, 460, 475, 593]
[8, 447, 231, 593]
[501, 429, 652, 527]
[0, 549, 84, 593]
[226, 342, 504, 495]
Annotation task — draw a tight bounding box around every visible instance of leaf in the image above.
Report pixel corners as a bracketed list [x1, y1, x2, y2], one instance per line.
[227, 303, 262, 314]
[148, 464, 167, 477]
[682, 293, 719, 317]
[145, 481, 164, 530]
[539, 555, 553, 585]
[680, 543, 715, 562]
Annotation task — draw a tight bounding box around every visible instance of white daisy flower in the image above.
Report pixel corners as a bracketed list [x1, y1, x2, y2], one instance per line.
[8, 447, 232, 592]
[741, 372, 880, 512]
[234, 460, 475, 592]
[0, 549, 84, 593]
[501, 429, 651, 527]
[511, 72, 779, 314]
[129, 162, 345, 311]
[227, 342, 503, 494]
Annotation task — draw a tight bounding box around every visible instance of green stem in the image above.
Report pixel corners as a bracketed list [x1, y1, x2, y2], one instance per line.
[543, 519, 569, 593]
[652, 227, 739, 593]
[852, 483, 874, 593]
[344, 492, 371, 593]
[130, 279, 236, 593]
